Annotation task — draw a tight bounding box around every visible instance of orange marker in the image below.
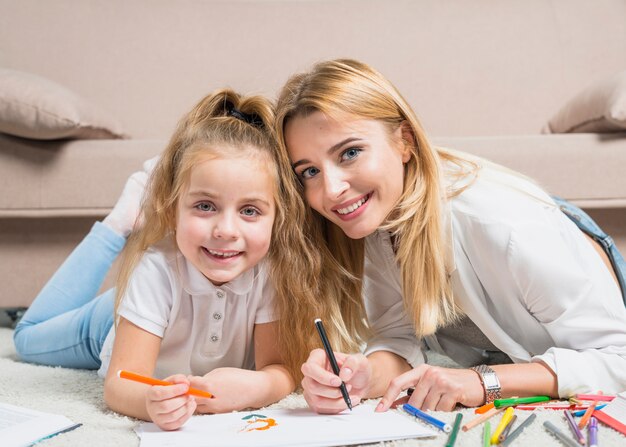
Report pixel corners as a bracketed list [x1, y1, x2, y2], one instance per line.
[117, 370, 214, 398]
[475, 402, 495, 414]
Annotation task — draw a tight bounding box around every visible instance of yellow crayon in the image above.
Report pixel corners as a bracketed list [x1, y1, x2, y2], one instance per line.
[490, 407, 515, 444]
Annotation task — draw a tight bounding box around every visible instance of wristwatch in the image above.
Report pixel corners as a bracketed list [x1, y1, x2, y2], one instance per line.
[470, 364, 501, 404]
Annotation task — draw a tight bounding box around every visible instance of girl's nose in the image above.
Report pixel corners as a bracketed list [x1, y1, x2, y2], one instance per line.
[212, 214, 239, 240]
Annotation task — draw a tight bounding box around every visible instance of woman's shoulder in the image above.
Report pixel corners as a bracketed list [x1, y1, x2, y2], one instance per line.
[448, 163, 556, 227]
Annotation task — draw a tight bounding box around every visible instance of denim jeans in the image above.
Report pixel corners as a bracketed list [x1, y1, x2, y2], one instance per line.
[13, 222, 125, 369]
[553, 196, 626, 306]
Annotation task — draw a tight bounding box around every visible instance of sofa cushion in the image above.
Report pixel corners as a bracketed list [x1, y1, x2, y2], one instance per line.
[0, 69, 127, 140]
[0, 134, 162, 217]
[544, 71, 626, 133]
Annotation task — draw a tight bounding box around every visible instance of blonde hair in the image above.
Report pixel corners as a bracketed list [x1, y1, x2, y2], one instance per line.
[115, 88, 318, 381]
[275, 59, 479, 337]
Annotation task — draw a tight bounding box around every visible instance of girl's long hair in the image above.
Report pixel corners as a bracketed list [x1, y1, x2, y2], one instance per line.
[275, 59, 479, 338]
[115, 88, 320, 381]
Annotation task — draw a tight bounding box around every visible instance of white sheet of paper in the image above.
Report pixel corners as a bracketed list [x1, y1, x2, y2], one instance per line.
[136, 404, 437, 447]
[0, 402, 79, 447]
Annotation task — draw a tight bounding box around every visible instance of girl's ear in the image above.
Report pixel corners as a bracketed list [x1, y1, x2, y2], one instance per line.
[398, 120, 415, 163]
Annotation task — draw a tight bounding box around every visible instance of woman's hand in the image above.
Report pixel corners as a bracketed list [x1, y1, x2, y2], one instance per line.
[300, 348, 372, 414]
[145, 374, 197, 431]
[376, 365, 484, 412]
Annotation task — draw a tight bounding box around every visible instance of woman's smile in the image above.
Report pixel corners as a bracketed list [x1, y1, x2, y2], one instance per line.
[332, 192, 372, 220]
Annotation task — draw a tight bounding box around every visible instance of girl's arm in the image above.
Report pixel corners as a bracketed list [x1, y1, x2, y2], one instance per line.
[191, 321, 295, 414]
[104, 317, 196, 429]
[250, 321, 296, 405]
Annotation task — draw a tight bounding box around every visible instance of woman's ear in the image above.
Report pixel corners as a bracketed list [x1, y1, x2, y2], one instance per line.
[398, 120, 415, 163]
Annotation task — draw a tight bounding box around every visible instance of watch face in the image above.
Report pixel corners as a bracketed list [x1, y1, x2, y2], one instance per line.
[483, 373, 499, 389]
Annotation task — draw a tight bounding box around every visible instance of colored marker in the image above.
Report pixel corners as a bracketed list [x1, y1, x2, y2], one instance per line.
[403, 403, 451, 432]
[544, 420, 580, 447]
[314, 318, 352, 411]
[117, 370, 213, 398]
[500, 413, 537, 446]
[445, 412, 463, 447]
[498, 414, 517, 443]
[482, 421, 491, 447]
[578, 400, 599, 429]
[475, 402, 495, 414]
[564, 409, 586, 445]
[491, 407, 515, 444]
[575, 394, 614, 402]
[462, 407, 504, 432]
[588, 417, 598, 447]
[493, 395, 550, 408]
[572, 404, 606, 417]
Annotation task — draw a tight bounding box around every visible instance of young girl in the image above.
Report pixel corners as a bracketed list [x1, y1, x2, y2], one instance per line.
[13, 88, 314, 430]
[274, 59, 626, 413]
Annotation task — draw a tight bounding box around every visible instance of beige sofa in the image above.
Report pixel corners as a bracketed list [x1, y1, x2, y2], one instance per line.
[1, 0, 625, 308]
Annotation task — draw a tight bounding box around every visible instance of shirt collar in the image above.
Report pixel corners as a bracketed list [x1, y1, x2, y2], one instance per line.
[177, 253, 259, 296]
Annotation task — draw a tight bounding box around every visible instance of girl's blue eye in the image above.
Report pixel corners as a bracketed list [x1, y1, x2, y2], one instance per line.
[196, 202, 215, 212]
[341, 147, 361, 161]
[241, 207, 259, 217]
[301, 166, 320, 179]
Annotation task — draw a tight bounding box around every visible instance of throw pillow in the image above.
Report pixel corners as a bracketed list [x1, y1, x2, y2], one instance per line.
[0, 68, 126, 140]
[544, 70, 626, 133]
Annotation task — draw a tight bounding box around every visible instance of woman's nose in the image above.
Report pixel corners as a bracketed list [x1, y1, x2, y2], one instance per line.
[323, 167, 349, 200]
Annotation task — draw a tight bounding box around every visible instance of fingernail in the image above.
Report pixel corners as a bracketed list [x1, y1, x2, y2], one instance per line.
[331, 378, 341, 387]
[343, 368, 353, 376]
[376, 402, 384, 412]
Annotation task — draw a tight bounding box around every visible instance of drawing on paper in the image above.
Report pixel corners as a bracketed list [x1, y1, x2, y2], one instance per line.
[239, 414, 278, 432]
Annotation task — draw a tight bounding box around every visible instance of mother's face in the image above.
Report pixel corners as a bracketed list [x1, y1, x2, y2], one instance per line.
[284, 111, 410, 239]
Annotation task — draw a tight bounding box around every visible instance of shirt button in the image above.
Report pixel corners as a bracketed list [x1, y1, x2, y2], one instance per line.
[210, 334, 219, 342]
[216, 290, 225, 298]
[213, 313, 222, 320]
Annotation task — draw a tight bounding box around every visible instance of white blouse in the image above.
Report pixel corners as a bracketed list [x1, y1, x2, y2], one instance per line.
[98, 238, 275, 379]
[363, 164, 626, 397]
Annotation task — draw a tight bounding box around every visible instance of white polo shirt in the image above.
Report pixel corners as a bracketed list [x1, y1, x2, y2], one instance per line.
[98, 238, 275, 379]
[363, 163, 626, 397]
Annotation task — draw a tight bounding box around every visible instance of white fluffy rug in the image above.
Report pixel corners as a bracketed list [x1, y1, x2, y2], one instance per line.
[1, 327, 624, 446]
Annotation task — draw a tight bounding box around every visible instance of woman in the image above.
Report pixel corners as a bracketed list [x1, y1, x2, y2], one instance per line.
[274, 59, 626, 413]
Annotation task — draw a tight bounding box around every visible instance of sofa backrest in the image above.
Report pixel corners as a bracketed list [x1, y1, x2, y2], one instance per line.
[2, 0, 625, 139]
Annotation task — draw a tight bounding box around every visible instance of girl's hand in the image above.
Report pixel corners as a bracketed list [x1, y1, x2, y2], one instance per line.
[189, 368, 257, 414]
[376, 365, 484, 412]
[145, 374, 197, 431]
[301, 348, 371, 414]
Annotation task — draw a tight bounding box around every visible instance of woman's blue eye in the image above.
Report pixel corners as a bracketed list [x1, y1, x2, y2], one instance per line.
[301, 166, 320, 179]
[341, 147, 361, 161]
[196, 202, 215, 212]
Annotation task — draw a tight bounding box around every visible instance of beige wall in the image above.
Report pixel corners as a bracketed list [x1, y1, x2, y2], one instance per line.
[1, 0, 625, 139]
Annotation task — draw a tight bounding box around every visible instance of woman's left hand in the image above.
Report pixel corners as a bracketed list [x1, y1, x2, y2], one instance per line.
[376, 364, 485, 412]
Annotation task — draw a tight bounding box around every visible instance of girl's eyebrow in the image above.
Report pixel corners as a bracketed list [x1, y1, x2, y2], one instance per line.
[292, 137, 362, 170]
[187, 190, 271, 207]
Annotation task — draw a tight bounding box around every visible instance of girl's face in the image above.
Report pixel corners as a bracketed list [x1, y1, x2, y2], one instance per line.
[176, 152, 276, 285]
[284, 111, 409, 239]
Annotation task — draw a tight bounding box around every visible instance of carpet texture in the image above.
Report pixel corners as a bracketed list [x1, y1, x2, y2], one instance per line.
[1, 327, 624, 446]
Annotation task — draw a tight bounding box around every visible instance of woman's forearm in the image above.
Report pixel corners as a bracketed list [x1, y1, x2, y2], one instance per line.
[492, 361, 558, 399]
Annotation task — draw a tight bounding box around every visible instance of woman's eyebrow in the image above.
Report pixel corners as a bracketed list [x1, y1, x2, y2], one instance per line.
[292, 137, 362, 170]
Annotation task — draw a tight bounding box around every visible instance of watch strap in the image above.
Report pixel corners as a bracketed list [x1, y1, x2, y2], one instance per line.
[470, 364, 502, 404]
